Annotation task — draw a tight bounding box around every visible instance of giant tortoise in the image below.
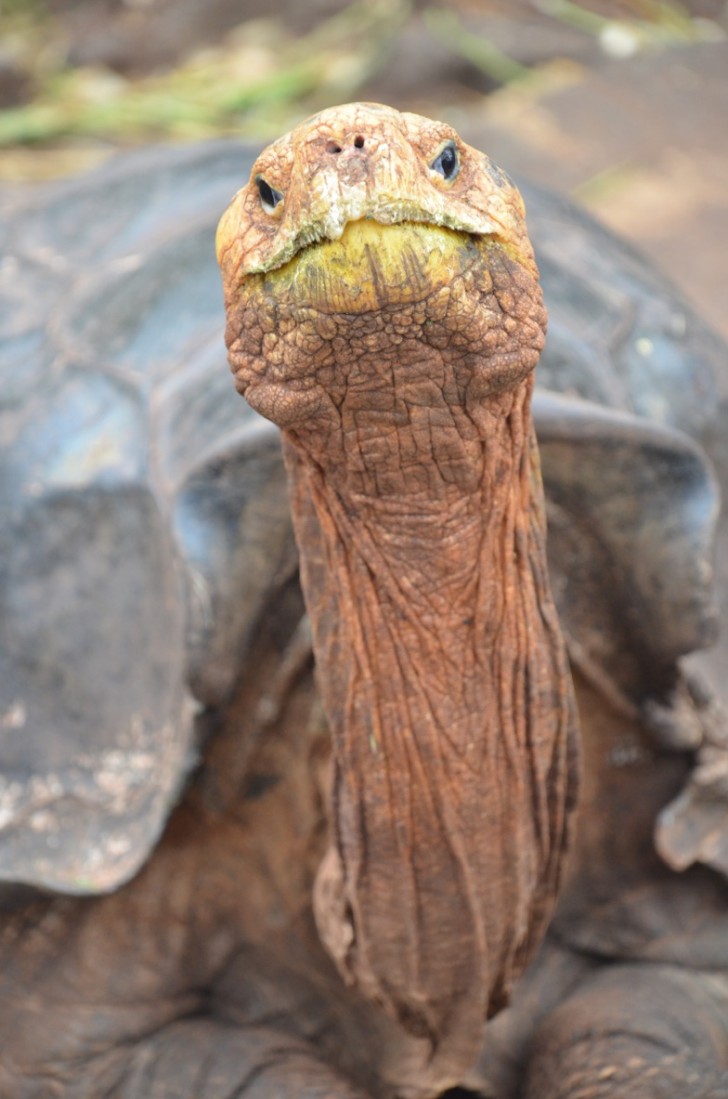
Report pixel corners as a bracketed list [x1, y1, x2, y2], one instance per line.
[2, 102, 728, 1098]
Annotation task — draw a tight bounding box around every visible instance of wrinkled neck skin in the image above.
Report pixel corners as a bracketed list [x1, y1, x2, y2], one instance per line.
[224, 224, 579, 1093]
[286, 361, 575, 1080]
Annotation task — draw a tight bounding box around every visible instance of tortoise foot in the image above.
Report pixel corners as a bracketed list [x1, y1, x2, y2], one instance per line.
[523, 964, 728, 1098]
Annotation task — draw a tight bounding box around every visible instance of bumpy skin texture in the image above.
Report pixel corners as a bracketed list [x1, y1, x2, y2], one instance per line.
[218, 102, 579, 1079]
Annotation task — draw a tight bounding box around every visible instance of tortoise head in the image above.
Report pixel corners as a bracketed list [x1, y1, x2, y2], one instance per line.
[216, 101, 537, 276]
[216, 103, 546, 458]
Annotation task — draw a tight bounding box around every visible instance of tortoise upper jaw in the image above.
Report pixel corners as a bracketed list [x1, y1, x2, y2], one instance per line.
[245, 199, 501, 278]
[217, 101, 538, 297]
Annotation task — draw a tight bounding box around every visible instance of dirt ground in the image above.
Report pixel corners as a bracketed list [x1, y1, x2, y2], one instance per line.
[463, 36, 728, 341]
[2, 0, 727, 337]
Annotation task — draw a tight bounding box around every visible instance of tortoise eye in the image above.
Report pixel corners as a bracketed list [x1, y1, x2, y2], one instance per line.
[430, 142, 459, 182]
[255, 175, 284, 214]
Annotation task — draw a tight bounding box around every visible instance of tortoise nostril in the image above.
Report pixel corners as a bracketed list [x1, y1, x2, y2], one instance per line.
[325, 135, 365, 156]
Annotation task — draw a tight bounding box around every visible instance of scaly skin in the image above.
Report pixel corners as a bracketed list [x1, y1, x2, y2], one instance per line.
[218, 102, 580, 1085]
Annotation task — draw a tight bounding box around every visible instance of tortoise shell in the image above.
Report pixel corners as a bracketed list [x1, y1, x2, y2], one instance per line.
[0, 139, 725, 898]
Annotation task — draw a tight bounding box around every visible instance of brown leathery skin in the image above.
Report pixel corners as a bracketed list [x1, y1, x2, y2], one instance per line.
[218, 103, 580, 1088]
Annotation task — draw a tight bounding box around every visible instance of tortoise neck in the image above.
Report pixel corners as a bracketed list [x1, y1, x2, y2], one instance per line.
[283, 341, 515, 503]
[301, 381, 535, 640]
[281, 376, 578, 1072]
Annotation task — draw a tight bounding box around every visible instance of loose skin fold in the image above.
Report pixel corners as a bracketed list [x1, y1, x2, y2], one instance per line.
[218, 103, 579, 1086]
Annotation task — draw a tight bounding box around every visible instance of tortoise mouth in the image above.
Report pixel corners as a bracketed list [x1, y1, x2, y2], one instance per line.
[216, 183, 510, 280]
[254, 204, 493, 274]
[252, 218, 484, 315]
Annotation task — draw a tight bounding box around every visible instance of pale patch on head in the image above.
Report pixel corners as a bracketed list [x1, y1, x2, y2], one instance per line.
[314, 172, 369, 243]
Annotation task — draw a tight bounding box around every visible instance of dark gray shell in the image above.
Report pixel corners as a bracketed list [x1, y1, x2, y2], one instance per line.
[1, 142, 726, 894]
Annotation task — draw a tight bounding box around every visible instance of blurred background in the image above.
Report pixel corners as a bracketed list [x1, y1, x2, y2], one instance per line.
[1, 0, 726, 337]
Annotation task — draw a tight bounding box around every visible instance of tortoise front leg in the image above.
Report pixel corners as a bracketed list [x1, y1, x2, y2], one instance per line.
[0, 892, 374, 1099]
[522, 963, 728, 1098]
[1, 1016, 369, 1098]
[77, 1020, 370, 1099]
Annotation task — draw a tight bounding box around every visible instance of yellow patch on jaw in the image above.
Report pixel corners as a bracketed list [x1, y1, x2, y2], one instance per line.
[258, 219, 480, 315]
